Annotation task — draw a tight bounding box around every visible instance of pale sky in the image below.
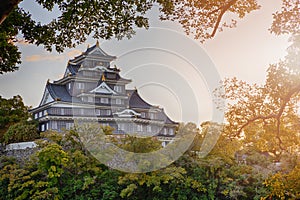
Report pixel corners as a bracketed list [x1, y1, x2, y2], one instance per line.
[0, 1, 290, 125]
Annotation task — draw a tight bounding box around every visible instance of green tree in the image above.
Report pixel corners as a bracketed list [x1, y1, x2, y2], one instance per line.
[0, 95, 31, 142]
[264, 161, 300, 199]
[3, 120, 39, 144]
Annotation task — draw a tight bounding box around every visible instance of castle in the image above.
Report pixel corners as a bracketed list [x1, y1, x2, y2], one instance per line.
[30, 42, 177, 146]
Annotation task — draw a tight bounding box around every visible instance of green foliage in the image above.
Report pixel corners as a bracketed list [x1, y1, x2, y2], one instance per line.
[264, 161, 300, 199]
[3, 120, 39, 144]
[0, 95, 31, 142]
[116, 135, 162, 153]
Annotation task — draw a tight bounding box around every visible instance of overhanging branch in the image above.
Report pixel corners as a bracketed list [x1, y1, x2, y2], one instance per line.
[0, 0, 22, 24]
[210, 0, 238, 37]
[235, 83, 300, 150]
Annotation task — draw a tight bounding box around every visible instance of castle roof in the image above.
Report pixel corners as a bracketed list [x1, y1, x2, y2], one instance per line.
[70, 41, 116, 63]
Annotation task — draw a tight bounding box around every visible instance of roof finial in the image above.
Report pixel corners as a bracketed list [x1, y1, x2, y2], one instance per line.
[96, 40, 100, 47]
[87, 44, 90, 48]
[101, 73, 106, 81]
[47, 79, 50, 84]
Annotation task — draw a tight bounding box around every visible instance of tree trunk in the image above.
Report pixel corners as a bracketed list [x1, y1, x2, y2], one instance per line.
[0, 0, 22, 24]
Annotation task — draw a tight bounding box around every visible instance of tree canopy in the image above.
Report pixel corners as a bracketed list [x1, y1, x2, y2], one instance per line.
[0, 0, 299, 74]
[215, 34, 300, 159]
[0, 95, 33, 141]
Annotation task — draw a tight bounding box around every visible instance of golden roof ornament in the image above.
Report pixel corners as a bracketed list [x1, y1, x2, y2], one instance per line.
[101, 73, 106, 81]
[96, 40, 100, 47]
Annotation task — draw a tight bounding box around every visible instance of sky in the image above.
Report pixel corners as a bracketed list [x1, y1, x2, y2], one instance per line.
[0, 1, 291, 125]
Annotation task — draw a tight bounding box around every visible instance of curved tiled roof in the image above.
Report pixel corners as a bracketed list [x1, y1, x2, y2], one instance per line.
[127, 90, 177, 124]
[127, 90, 153, 109]
[47, 83, 81, 103]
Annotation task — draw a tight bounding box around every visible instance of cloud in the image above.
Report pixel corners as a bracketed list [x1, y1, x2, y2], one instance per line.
[25, 54, 64, 62]
[25, 49, 84, 62]
[67, 49, 82, 58]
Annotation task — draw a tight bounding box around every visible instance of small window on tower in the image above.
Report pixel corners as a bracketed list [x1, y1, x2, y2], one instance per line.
[169, 128, 174, 135]
[147, 125, 152, 132]
[116, 99, 122, 105]
[77, 83, 84, 89]
[52, 121, 58, 130]
[41, 124, 45, 131]
[66, 122, 74, 130]
[101, 98, 109, 104]
[137, 124, 143, 132]
[114, 85, 123, 92]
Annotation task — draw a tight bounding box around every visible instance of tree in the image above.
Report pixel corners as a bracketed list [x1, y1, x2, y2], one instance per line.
[264, 161, 300, 199]
[0, 95, 31, 142]
[3, 120, 39, 144]
[0, 0, 299, 74]
[216, 36, 300, 159]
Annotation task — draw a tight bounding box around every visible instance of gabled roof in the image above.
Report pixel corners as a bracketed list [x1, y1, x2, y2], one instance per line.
[70, 41, 116, 63]
[39, 87, 55, 106]
[90, 82, 117, 94]
[113, 109, 141, 117]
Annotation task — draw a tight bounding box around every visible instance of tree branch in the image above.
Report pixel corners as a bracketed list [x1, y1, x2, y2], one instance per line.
[236, 83, 300, 150]
[0, 0, 22, 24]
[210, 0, 238, 37]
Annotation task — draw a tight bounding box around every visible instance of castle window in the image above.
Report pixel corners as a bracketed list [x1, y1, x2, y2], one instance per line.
[34, 113, 38, 119]
[149, 113, 155, 119]
[147, 125, 152, 132]
[99, 109, 111, 116]
[66, 122, 74, 130]
[80, 109, 84, 115]
[43, 110, 47, 116]
[116, 99, 122, 105]
[46, 123, 49, 130]
[41, 124, 45, 131]
[169, 128, 174, 135]
[104, 109, 111, 115]
[114, 85, 123, 93]
[141, 112, 146, 118]
[52, 121, 58, 130]
[163, 128, 167, 135]
[137, 124, 143, 132]
[100, 98, 109, 104]
[39, 111, 43, 118]
[118, 123, 126, 131]
[68, 83, 71, 90]
[77, 83, 84, 89]
[96, 109, 100, 115]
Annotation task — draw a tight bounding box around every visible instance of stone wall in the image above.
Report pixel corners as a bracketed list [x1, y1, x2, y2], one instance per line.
[0, 142, 38, 164]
